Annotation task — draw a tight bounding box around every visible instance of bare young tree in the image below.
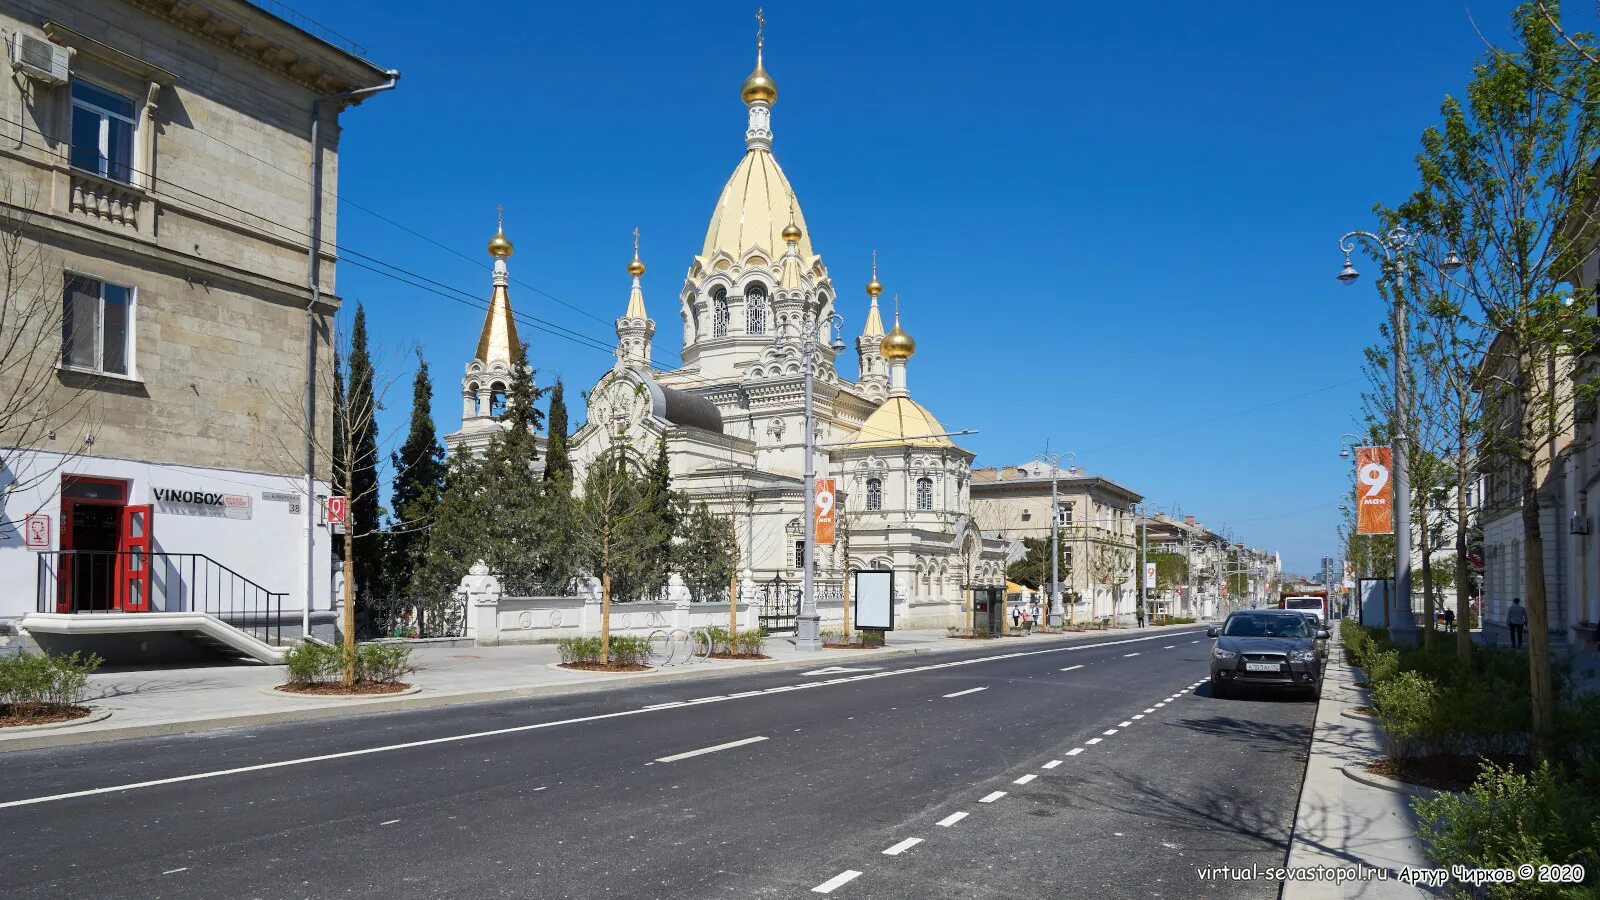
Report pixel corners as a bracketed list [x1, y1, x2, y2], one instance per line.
[0, 183, 98, 533]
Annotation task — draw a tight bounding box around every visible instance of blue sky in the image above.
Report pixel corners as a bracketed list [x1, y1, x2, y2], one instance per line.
[292, 0, 1528, 574]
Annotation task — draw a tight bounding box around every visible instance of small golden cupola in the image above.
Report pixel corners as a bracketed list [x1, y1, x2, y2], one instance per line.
[487, 218, 514, 258]
[742, 9, 778, 105]
[880, 297, 916, 361]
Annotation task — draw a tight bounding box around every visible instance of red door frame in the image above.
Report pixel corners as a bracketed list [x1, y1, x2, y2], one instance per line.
[58, 476, 129, 613]
[117, 505, 153, 611]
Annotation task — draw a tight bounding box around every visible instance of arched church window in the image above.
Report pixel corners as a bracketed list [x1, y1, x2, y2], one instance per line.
[866, 478, 882, 511]
[490, 382, 508, 417]
[712, 289, 729, 337]
[467, 381, 480, 416]
[916, 477, 933, 511]
[745, 284, 767, 335]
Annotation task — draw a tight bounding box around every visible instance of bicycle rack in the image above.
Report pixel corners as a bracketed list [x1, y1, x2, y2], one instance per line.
[647, 627, 717, 667]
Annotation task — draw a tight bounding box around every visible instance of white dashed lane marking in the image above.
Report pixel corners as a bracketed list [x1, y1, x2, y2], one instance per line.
[1164, 645, 1176, 649]
[1013, 774, 1037, 785]
[1102, 729, 1118, 736]
[938, 811, 969, 827]
[1132, 714, 1145, 720]
[655, 736, 768, 763]
[1042, 760, 1062, 769]
[1060, 665, 1084, 672]
[1123, 652, 1141, 657]
[943, 687, 988, 699]
[980, 791, 1007, 803]
[1067, 748, 1085, 756]
[883, 837, 923, 856]
[1118, 720, 1132, 727]
[1086, 737, 1103, 745]
[812, 870, 862, 894]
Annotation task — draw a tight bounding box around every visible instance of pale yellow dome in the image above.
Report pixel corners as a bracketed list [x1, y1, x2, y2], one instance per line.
[702, 152, 814, 261]
[844, 396, 953, 449]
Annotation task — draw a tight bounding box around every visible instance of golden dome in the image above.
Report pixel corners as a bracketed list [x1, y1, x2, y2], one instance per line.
[866, 276, 883, 297]
[627, 257, 646, 277]
[781, 220, 802, 243]
[487, 226, 513, 258]
[742, 57, 777, 105]
[881, 319, 915, 360]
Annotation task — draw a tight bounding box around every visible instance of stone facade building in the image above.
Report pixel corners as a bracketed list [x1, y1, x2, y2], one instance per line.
[0, 0, 393, 652]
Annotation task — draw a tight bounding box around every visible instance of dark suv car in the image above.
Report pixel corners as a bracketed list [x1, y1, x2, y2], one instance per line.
[1208, 610, 1328, 699]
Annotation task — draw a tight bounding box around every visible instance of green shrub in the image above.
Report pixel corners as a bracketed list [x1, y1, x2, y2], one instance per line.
[702, 626, 732, 655]
[556, 636, 602, 665]
[1413, 762, 1600, 899]
[0, 651, 101, 710]
[858, 629, 886, 648]
[1372, 670, 1441, 758]
[357, 644, 414, 684]
[283, 642, 341, 685]
[734, 630, 765, 655]
[1366, 648, 1401, 686]
[610, 635, 652, 666]
[1162, 616, 1197, 625]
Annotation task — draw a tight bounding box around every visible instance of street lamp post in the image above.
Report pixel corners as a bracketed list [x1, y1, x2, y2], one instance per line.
[1036, 449, 1075, 629]
[795, 310, 846, 652]
[1336, 226, 1451, 643]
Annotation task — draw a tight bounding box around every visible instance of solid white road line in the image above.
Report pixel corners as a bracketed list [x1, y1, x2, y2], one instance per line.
[980, 790, 1008, 802]
[938, 811, 969, 827]
[1086, 737, 1103, 745]
[1118, 721, 1132, 727]
[943, 687, 988, 698]
[812, 870, 863, 894]
[1102, 729, 1118, 736]
[1013, 774, 1037, 785]
[1060, 665, 1084, 672]
[655, 736, 768, 763]
[1123, 652, 1141, 657]
[1042, 760, 1062, 769]
[1066, 748, 1085, 756]
[883, 837, 923, 856]
[0, 628, 1208, 811]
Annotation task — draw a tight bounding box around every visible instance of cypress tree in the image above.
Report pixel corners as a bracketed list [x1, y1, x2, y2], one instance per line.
[543, 379, 571, 485]
[388, 348, 445, 600]
[344, 303, 381, 607]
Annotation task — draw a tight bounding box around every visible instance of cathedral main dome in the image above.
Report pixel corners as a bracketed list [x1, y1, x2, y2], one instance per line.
[701, 143, 815, 262]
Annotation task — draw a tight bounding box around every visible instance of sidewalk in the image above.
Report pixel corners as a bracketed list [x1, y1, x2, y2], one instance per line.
[0, 622, 1189, 753]
[1283, 634, 1437, 899]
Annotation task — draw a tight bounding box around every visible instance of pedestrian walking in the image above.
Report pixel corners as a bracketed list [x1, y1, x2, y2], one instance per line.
[1506, 597, 1527, 649]
[1030, 600, 1042, 631]
[1021, 605, 1033, 634]
[1443, 608, 1455, 632]
[1011, 603, 1022, 630]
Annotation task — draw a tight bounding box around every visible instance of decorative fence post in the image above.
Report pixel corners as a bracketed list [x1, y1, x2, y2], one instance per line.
[461, 561, 503, 645]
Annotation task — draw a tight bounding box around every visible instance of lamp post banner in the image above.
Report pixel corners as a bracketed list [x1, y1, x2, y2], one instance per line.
[814, 478, 835, 545]
[1355, 446, 1393, 535]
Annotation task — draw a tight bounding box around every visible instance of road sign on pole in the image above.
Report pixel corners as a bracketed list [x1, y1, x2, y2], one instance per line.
[326, 495, 348, 527]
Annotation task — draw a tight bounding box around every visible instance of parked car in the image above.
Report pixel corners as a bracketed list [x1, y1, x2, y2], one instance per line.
[1207, 610, 1328, 700]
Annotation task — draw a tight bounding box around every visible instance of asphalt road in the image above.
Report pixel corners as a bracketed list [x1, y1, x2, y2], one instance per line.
[0, 628, 1316, 899]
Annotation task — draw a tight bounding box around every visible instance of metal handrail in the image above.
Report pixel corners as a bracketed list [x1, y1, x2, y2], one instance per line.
[35, 550, 289, 647]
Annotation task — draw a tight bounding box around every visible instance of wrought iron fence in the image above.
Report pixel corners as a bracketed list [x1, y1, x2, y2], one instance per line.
[365, 593, 468, 640]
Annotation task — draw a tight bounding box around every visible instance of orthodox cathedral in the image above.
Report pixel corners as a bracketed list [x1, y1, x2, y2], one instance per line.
[446, 34, 1011, 624]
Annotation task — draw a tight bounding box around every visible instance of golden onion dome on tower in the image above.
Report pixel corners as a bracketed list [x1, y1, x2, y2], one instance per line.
[627, 256, 646, 277]
[742, 58, 777, 105]
[487, 223, 513, 258]
[781, 220, 803, 243]
[866, 249, 883, 297]
[881, 303, 915, 360]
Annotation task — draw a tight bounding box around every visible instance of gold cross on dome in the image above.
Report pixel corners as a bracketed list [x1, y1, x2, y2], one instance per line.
[497, 203, 504, 229]
[633, 227, 640, 257]
[756, 7, 765, 49]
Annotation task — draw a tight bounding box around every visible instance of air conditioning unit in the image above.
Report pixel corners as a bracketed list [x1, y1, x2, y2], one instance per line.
[9, 32, 69, 86]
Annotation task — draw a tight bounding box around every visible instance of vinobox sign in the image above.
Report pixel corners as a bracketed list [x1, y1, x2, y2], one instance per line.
[153, 486, 252, 520]
[1355, 446, 1394, 535]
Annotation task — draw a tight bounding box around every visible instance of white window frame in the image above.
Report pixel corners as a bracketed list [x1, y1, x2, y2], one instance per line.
[712, 290, 729, 338]
[915, 477, 933, 511]
[69, 79, 138, 185]
[61, 273, 136, 378]
[865, 477, 882, 511]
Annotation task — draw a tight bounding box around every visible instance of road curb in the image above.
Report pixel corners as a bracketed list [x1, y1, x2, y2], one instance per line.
[1340, 763, 1441, 799]
[0, 628, 1186, 754]
[1338, 707, 1376, 723]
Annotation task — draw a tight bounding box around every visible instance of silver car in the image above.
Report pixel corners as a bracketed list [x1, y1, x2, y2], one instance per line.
[1207, 610, 1328, 700]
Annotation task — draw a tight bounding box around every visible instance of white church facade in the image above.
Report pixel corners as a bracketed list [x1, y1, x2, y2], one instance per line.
[446, 36, 1012, 629]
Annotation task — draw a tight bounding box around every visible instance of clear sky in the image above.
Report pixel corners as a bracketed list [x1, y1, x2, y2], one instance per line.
[288, 0, 1528, 574]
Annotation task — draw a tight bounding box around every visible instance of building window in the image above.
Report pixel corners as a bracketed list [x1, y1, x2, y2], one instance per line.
[712, 289, 729, 337]
[71, 81, 136, 184]
[794, 540, 805, 569]
[62, 275, 132, 376]
[916, 477, 933, 511]
[866, 477, 882, 511]
[1064, 546, 1073, 571]
[1056, 502, 1074, 526]
[745, 284, 766, 335]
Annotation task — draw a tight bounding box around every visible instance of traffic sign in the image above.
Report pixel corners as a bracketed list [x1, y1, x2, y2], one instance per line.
[326, 495, 348, 526]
